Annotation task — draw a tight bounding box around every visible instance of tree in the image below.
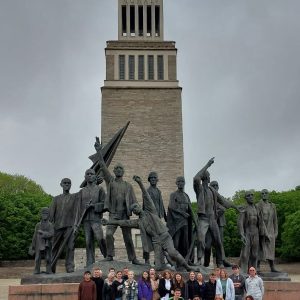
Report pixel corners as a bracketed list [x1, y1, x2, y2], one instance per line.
[280, 210, 300, 261]
[0, 172, 52, 260]
[223, 209, 242, 257]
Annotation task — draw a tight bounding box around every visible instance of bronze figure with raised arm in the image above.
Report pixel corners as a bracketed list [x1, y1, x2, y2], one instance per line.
[102, 175, 202, 272]
[193, 157, 241, 267]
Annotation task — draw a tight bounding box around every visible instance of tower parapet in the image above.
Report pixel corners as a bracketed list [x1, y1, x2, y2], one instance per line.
[118, 0, 164, 41]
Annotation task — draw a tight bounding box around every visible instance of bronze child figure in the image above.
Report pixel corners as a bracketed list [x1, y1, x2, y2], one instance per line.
[29, 207, 54, 274]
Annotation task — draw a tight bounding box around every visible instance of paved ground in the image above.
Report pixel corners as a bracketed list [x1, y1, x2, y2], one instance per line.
[0, 279, 19, 300]
[0, 261, 299, 300]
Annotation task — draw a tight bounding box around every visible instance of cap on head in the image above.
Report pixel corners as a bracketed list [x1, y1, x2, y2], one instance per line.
[41, 207, 50, 214]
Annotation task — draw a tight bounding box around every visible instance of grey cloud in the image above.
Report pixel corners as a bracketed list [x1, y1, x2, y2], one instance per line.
[0, 0, 299, 198]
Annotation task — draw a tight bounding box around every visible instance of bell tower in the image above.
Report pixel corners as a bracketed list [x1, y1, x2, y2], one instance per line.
[101, 0, 184, 206]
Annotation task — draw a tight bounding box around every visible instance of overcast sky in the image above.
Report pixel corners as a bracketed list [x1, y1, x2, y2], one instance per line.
[0, 0, 299, 199]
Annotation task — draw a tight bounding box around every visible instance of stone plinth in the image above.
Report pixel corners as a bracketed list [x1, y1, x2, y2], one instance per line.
[264, 281, 300, 300]
[9, 283, 78, 300]
[9, 281, 300, 300]
[20, 260, 149, 285]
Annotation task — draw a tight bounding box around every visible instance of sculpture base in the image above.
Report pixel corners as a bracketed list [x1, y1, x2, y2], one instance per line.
[9, 280, 300, 300]
[21, 259, 149, 285]
[258, 271, 291, 281]
[20, 260, 291, 285]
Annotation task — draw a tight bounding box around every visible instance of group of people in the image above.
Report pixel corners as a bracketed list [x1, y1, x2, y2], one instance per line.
[78, 265, 264, 300]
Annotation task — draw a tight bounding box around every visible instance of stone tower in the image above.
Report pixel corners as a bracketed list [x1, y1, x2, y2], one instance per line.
[101, 0, 184, 207]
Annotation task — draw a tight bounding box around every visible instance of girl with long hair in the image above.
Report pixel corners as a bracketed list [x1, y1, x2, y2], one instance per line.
[138, 271, 153, 300]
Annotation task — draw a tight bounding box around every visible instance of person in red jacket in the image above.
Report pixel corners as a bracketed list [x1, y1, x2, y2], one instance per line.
[78, 271, 97, 300]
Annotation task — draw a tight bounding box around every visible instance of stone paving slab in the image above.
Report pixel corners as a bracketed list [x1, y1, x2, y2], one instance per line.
[0, 280, 20, 300]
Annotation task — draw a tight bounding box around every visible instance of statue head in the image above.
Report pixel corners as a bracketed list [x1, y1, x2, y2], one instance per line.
[210, 180, 219, 192]
[201, 170, 210, 183]
[245, 191, 254, 204]
[148, 171, 158, 186]
[113, 163, 124, 178]
[40, 207, 50, 221]
[176, 176, 185, 190]
[85, 169, 96, 184]
[261, 189, 269, 201]
[130, 203, 142, 215]
[60, 178, 71, 193]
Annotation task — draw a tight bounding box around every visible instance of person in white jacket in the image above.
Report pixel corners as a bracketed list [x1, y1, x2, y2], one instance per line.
[245, 267, 264, 300]
[216, 269, 235, 300]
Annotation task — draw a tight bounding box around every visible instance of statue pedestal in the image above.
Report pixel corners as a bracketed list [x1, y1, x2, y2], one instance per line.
[20, 259, 148, 285]
[9, 276, 300, 300]
[259, 271, 291, 281]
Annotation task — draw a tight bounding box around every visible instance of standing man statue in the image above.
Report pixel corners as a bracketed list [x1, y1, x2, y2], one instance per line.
[50, 178, 78, 273]
[193, 158, 239, 267]
[167, 176, 194, 259]
[95, 141, 141, 265]
[257, 189, 279, 272]
[204, 181, 232, 267]
[238, 191, 261, 273]
[102, 175, 201, 272]
[143, 171, 167, 265]
[78, 169, 107, 267]
[146, 172, 167, 221]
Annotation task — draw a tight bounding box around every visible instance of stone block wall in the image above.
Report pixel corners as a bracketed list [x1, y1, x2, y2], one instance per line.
[106, 55, 115, 80]
[9, 282, 300, 300]
[101, 87, 184, 208]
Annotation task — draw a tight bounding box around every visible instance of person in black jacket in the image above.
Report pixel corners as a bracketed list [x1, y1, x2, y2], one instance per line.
[229, 265, 245, 300]
[158, 270, 175, 299]
[92, 267, 104, 300]
[186, 271, 200, 300]
[112, 271, 124, 300]
[102, 272, 114, 300]
[204, 272, 218, 300]
[196, 272, 206, 299]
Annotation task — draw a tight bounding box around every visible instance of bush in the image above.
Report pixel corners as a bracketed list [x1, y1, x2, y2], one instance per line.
[280, 210, 300, 261]
[0, 172, 52, 260]
[223, 209, 242, 257]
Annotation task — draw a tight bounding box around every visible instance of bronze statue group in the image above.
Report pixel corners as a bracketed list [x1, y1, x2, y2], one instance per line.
[29, 139, 278, 300]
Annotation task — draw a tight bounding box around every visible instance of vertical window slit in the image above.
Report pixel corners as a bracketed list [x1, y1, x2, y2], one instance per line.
[138, 6, 143, 36]
[147, 6, 152, 36]
[130, 6, 135, 36]
[155, 6, 160, 37]
[122, 6, 127, 36]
